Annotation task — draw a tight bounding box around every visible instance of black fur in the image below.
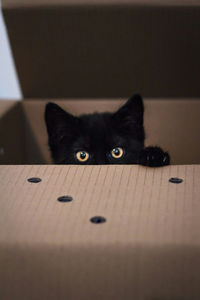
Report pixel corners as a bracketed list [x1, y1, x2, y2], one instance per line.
[45, 94, 170, 166]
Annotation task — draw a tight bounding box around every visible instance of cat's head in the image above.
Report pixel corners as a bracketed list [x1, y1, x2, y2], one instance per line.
[45, 94, 145, 164]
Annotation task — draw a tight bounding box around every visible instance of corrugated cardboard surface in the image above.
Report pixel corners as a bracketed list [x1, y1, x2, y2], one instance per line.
[0, 164, 200, 299]
[2, 0, 200, 98]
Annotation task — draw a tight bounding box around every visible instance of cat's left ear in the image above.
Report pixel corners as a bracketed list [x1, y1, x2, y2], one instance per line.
[45, 102, 79, 142]
[113, 93, 144, 127]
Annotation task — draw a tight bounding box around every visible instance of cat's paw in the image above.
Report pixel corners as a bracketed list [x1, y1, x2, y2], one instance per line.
[139, 146, 170, 167]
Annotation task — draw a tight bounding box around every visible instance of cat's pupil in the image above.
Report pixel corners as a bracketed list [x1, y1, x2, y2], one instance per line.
[80, 152, 86, 159]
[113, 148, 120, 156]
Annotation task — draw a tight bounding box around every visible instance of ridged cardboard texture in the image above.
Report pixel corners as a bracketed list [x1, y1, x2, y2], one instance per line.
[0, 164, 200, 299]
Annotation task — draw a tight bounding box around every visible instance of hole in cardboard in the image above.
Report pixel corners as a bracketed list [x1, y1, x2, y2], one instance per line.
[90, 216, 106, 224]
[57, 196, 73, 202]
[27, 177, 42, 183]
[169, 177, 183, 184]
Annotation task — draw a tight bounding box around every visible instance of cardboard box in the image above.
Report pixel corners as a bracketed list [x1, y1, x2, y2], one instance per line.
[2, 0, 200, 98]
[0, 99, 200, 299]
[1, 0, 200, 298]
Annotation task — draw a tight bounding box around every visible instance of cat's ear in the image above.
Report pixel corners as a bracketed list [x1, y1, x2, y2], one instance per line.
[45, 102, 78, 142]
[113, 94, 144, 141]
[114, 93, 144, 126]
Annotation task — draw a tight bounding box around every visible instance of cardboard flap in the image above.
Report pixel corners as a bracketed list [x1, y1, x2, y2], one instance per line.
[0, 164, 200, 299]
[0, 100, 19, 117]
[3, 0, 200, 8]
[0, 101, 24, 164]
[2, 0, 200, 98]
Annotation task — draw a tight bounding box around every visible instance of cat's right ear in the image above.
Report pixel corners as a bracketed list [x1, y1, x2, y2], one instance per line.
[112, 94, 144, 142]
[114, 94, 144, 124]
[113, 94, 144, 128]
[45, 102, 78, 141]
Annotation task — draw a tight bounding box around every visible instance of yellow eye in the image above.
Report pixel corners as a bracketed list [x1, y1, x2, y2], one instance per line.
[111, 147, 124, 159]
[76, 151, 89, 162]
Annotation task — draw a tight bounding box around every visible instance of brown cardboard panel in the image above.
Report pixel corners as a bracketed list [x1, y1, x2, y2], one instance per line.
[21, 107, 46, 164]
[144, 99, 200, 164]
[21, 99, 200, 165]
[3, 0, 200, 8]
[0, 100, 18, 117]
[0, 164, 200, 299]
[0, 101, 45, 164]
[0, 101, 24, 164]
[2, 2, 200, 98]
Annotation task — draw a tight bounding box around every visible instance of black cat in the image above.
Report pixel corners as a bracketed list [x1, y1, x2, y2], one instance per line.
[45, 94, 170, 166]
